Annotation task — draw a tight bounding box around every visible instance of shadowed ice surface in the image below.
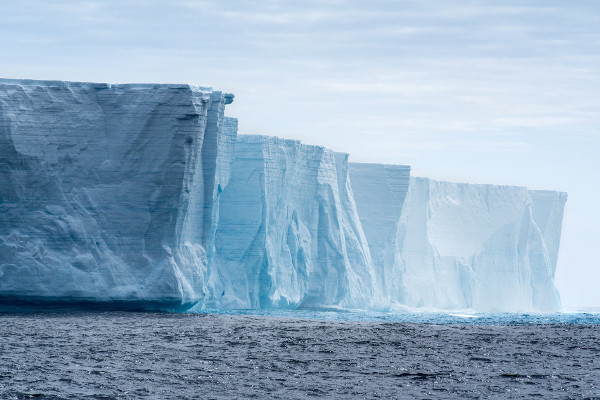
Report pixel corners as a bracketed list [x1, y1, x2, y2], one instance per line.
[1, 311, 599, 399]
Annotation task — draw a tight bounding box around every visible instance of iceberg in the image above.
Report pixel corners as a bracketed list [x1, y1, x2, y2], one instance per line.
[202, 135, 380, 309]
[349, 172, 567, 312]
[0, 78, 568, 312]
[0, 79, 235, 310]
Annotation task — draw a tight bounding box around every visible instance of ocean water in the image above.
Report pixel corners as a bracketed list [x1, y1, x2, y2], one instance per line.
[1, 310, 599, 399]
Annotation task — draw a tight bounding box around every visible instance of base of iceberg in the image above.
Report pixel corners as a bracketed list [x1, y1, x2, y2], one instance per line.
[0, 78, 567, 312]
[0, 295, 192, 312]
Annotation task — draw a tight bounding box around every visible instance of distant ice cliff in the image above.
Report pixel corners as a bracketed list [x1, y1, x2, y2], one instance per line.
[349, 173, 566, 312]
[0, 79, 567, 312]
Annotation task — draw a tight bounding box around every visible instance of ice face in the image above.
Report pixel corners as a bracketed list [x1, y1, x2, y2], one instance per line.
[348, 163, 410, 300]
[348, 171, 567, 312]
[202, 135, 380, 309]
[0, 79, 235, 309]
[0, 78, 568, 312]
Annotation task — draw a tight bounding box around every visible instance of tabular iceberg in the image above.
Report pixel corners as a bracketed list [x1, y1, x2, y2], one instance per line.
[349, 173, 567, 312]
[0, 78, 568, 312]
[202, 135, 379, 309]
[397, 180, 566, 312]
[0, 79, 234, 309]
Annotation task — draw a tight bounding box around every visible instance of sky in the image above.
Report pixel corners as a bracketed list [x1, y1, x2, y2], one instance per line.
[1, 0, 599, 309]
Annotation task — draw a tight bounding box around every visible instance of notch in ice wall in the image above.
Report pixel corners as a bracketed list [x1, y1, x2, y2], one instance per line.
[0, 79, 236, 310]
[348, 163, 410, 300]
[204, 135, 380, 309]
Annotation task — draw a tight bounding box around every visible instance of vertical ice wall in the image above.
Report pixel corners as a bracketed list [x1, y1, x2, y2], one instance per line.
[348, 163, 410, 300]
[0, 79, 235, 309]
[395, 178, 565, 312]
[203, 116, 238, 300]
[205, 135, 379, 309]
[349, 168, 567, 312]
[524, 190, 568, 310]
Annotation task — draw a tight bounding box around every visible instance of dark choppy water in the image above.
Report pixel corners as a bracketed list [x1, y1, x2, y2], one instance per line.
[1, 312, 599, 399]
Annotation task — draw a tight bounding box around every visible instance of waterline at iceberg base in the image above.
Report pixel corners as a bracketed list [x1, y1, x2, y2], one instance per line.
[0, 79, 567, 313]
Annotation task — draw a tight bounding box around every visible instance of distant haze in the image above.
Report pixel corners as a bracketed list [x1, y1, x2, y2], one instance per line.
[2, 0, 598, 308]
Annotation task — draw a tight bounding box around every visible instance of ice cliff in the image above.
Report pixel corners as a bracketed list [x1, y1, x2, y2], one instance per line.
[203, 135, 379, 309]
[348, 163, 411, 302]
[0, 78, 567, 312]
[349, 172, 567, 312]
[0, 79, 234, 309]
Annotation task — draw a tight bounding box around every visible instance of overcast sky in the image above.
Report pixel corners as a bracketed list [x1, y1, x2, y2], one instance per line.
[2, 0, 599, 308]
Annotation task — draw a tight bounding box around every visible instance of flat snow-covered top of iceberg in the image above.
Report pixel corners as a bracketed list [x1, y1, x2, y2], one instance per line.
[411, 175, 568, 195]
[0, 77, 214, 92]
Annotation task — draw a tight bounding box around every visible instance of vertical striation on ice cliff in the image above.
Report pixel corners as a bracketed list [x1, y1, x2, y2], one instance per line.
[205, 135, 379, 309]
[348, 163, 410, 300]
[0, 79, 235, 309]
[348, 168, 567, 312]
